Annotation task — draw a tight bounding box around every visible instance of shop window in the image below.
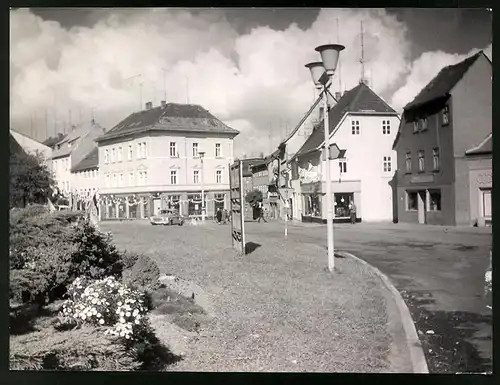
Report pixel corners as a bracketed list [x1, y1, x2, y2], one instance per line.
[167, 195, 180, 212]
[334, 193, 353, 218]
[407, 191, 418, 211]
[214, 193, 225, 212]
[428, 189, 441, 211]
[188, 194, 205, 216]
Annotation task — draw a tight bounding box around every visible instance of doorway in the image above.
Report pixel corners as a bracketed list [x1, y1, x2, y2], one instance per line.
[153, 199, 161, 216]
[417, 190, 426, 224]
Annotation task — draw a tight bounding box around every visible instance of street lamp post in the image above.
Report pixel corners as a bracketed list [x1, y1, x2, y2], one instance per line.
[305, 44, 345, 272]
[199, 151, 206, 223]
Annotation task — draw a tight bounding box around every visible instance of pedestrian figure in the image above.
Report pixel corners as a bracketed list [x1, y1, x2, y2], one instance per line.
[223, 209, 229, 224]
[216, 208, 222, 224]
[257, 201, 267, 223]
[349, 202, 357, 224]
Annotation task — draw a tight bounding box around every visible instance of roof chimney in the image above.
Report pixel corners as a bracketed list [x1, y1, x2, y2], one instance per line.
[145, 101, 152, 110]
[161, 100, 166, 108]
[335, 92, 341, 101]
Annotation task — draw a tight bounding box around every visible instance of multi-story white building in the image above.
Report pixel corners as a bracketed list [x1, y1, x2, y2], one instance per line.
[50, 120, 105, 196]
[288, 82, 400, 223]
[95, 101, 239, 220]
[72, 147, 100, 209]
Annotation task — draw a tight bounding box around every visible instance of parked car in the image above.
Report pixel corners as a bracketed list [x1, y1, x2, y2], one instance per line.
[150, 209, 184, 226]
[485, 250, 492, 310]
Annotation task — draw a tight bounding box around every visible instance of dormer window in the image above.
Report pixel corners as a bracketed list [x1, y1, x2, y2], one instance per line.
[442, 105, 450, 125]
[421, 117, 428, 131]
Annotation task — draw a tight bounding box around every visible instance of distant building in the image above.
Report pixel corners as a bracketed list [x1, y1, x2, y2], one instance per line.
[72, 147, 100, 209]
[249, 158, 270, 216]
[95, 101, 239, 220]
[10, 128, 53, 170]
[50, 120, 105, 197]
[238, 158, 263, 220]
[393, 50, 492, 226]
[289, 82, 400, 223]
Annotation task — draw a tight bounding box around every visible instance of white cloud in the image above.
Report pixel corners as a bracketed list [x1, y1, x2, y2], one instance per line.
[391, 43, 492, 112]
[10, 8, 487, 157]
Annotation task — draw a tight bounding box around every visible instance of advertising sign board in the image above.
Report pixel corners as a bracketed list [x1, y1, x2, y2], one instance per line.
[229, 161, 246, 255]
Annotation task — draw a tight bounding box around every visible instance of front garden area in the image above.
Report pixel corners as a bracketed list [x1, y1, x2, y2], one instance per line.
[9, 206, 204, 371]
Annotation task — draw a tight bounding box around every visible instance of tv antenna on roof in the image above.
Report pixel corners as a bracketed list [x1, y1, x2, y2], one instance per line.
[360, 20, 366, 85]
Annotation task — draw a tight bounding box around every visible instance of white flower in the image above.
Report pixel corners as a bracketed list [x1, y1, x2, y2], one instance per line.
[119, 331, 125, 337]
[132, 309, 139, 316]
[81, 314, 87, 320]
[99, 319, 105, 325]
[73, 314, 79, 319]
[91, 298, 98, 304]
[97, 313, 102, 318]
[125, 312, 131, 317]
[485, 271, 492, 283]
[125, 335, 130, 339]
[134, 319, 140, 325]
[119, 318, 125, 323]
[117, 301, 122, 306]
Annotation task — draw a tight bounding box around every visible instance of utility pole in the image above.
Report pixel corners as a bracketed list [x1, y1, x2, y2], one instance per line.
[360, 20, 365, 84]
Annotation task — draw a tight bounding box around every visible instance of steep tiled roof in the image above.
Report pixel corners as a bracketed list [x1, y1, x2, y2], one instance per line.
[404, 51, 485, 110]
[97, 103, 239, 142]
[72, 147, 99, 172]
[293, 82, 397, 159]
[466, 133, 492, 156]
[52, 121, 104, 159]
[43, 133, 66, 148]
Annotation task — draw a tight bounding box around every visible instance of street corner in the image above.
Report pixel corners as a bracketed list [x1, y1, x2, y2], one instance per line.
[336, 250, 429, 374]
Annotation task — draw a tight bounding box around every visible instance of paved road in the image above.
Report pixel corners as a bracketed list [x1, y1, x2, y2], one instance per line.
[243, 220, 492, 373]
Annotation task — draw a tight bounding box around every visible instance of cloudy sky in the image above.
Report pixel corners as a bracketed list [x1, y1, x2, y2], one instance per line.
[10, 8, 491, 157]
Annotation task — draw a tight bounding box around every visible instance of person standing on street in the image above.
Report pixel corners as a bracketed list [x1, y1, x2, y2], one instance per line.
[216, 208, 223, 224]
[349, 201, 357, 224]
[257, 201, 267, 223]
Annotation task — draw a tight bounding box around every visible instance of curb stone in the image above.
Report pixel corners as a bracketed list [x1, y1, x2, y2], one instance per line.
[337, 251, 429, 374]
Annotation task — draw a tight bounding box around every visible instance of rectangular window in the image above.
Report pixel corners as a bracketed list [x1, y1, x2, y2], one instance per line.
[111, 148, 116, 163]
[193, 170, 199, 184]
[118, 147, 123, 162]
[382, 120, 391, 135]
[339, 160, 347, 173]
[170, 142, 177, 157]
[141, 142, 147, 158]
[407, 191, 418, 211]
[105, 174, 110, 187]
[128, 172, 134, 186]
[405, 152, 412, 173]
[383, 156, 392, 172]
[105, 149, 109, 164]
[442, 105, 450, 125]
[192, 143, 199, 157]
[216, 170, 222, 184]
[136, 143, 141, 159]
[170, 170, 177, 185]
[428, 189, 442, 211]
[143, 171, 148, 185]
[413, 121, 419, 133]
[119, 173, 123, 187]
[432, 148, 440, 171]
[128, 145, 133, 160]
[215, 143, 221, 157]
[418, 150, 425, 172]
[112, 174, 117, 187]
[351, 120, 360, 135]
[421, 117, 428, 131]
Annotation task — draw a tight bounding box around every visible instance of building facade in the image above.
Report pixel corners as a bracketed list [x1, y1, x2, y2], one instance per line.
[393, 51, 492, 226]
[290, 82, 400, 223]
[250, 160, 272, 217]
[72, 147, 100, 209]
[50, 120, 105, 196]
[95, 102, 238, 220]
[240, 158, 262, 220]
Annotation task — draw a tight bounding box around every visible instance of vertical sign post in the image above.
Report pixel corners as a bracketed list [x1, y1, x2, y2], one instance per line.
[229, 161, 246, 255]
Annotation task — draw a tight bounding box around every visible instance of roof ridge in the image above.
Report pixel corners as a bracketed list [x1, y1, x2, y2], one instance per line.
[466, 132, 492, 153]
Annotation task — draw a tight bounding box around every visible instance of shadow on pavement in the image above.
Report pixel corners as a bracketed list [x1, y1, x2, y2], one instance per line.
[401, 290, 492, 373]
[245, 242, 261, 254]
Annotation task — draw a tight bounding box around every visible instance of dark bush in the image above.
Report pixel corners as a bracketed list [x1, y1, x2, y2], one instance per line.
[122, 254, 160, 292]
[9, 209, 123, 306]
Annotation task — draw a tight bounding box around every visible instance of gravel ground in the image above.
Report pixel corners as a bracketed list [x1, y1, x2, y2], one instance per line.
[102, 221, 397, 372]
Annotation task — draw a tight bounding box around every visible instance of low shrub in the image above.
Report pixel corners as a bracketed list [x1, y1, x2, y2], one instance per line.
[10, 326, 141, 371]
[60, 276, 150, 340]
[122, 254, 161, 292]
[10, 209, 123, 305]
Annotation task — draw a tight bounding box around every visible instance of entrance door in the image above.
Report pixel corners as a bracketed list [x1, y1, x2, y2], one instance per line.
[153, 199, 161, 216]
[417, 190, 426, 224]
[482, 189, 492, 223]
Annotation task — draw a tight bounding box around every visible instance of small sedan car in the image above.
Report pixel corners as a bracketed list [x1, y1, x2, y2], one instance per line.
[150, 209, 184, 226]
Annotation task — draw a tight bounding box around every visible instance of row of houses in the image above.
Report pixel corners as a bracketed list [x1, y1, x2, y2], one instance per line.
[12, 102, 240, 220]
[11, 50, 491, 227]
[255, 50, 492, 227]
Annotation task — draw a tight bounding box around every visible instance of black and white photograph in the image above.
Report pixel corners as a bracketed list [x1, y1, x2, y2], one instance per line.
[9, 7, 492, 373]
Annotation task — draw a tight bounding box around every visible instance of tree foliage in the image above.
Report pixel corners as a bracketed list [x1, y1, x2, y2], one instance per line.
[245, 189, 263, 206]
[10, 140, 56, 208]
